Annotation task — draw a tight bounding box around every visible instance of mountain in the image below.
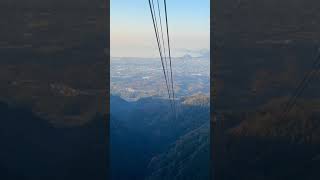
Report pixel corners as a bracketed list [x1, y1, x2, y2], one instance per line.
[0, 101, 107, 180]
[182, 93, 210, 107]
[213, 98, 320, 180]
[213, 1, 320, 179]
[0, 0, 108, 126]
[180, 54, 193, 60]
[231, 98, 320, 142]
[0, 1, 108, 178]
[110, 94, 210, 180]
[147, 123, 210, 180]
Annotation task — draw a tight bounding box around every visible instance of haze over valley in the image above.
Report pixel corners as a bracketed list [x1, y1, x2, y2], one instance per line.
[111, 53, 209, 101]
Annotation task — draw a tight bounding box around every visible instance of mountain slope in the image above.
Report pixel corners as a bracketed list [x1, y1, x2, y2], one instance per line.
[147, 123, 210, 180]
[214, 98, 320, 180]
[0, 101, 107, 180]
[110, 94, 210, 180]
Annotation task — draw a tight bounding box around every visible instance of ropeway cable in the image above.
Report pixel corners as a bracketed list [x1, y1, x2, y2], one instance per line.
[148, 0, 174, 109]
[163, 0, 176, 115]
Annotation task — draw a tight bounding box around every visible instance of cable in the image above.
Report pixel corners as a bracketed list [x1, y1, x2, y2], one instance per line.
[156, 0, 171, 95]
[163, 0, 176, 114]
[151, 0, 174, 109]
[148, 0, 173, 109]
[155, 0, 175, 109]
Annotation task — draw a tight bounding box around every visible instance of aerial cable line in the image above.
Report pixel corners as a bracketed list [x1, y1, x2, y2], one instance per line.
[163, 0, 176, 113]
[155, 0, 176, 113]
[280, 48, 320, 121]
[156, 0, 171, 92]
[148, 0, 173, 109]
[150, 0, 172, 104]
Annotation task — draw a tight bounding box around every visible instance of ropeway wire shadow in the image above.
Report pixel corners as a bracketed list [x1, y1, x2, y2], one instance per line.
[279, 47, 320, 122]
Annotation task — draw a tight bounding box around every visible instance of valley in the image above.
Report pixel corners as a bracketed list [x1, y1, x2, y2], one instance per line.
[110, 94, 210, 180]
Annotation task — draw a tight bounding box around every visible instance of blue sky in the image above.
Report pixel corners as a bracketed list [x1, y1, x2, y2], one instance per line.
[111, 0, 210, 57]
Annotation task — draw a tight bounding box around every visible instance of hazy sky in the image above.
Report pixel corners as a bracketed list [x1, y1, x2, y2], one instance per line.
[111, 0, 210, 57]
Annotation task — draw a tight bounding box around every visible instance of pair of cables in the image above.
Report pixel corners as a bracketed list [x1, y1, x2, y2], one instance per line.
[148, 0, 176, 114]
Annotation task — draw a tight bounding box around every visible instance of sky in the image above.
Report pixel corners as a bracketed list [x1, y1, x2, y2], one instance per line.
[111, 0, 210, 57]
